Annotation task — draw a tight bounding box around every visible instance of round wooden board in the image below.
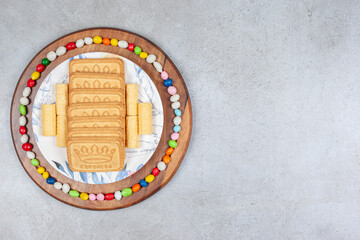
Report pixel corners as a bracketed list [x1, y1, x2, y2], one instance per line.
[10, 28, 192, 210]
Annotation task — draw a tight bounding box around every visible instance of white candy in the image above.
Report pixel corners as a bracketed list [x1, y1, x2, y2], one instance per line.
[20, 134, 29, 143]
[76, 39, 84, 48]
[19, 116, 27, 126]
[47, 51, 57, 61]
[22, 87, 31, 97]
[157, 161, 166, 171]
[54, 182, 62, 190]
[118, 40, 128, 48]
[170, 94, 180, 102]
[62, 183, 70, 193]
[26, 151, 35, 159]
[171, 101, 181, 109]
[114, 191, 122, 200]
[146, 54, 156, 63]
[153, 61, 163, 72]
[56, 46, 66, 56]
[84, 37, 93, 45]
[20, 97, 29, 106]
[173, 116, 182, 125]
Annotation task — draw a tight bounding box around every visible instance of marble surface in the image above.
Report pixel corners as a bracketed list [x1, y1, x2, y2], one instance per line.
[2, 0, 360, 239]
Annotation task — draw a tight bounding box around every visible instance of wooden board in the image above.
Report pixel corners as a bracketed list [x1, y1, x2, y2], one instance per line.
[10, 28, 192, 210]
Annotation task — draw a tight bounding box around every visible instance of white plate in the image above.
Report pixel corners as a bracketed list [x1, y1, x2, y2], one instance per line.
[32, 52, 164, 184]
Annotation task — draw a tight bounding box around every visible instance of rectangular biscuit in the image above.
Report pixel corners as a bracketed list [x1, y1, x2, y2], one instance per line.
[126, 84, 138, 116]
[42, 104, 56, 136]
[68, 128, 123, 138]
[126, 116, 139, 148]
[68, 103, 125, 117]
[68, 117, 124, 128]
[55, 84, 68, 116]
[69, 89, 125, 104]
[138, 103, 152, 135]
[67, 137, 125, 172]
[69, 58, 125, 75]
[56, 116, 67, 147]
[69, 72, 125, 90]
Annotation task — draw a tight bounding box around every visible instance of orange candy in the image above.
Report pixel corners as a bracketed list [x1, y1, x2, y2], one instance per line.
[103, 38, 111, 45]
[163, 155, 171, 164]
[132, 183, 141, 192]
[165, 147, 174, 155]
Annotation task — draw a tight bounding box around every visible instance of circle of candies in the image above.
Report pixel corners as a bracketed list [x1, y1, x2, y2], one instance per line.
[18, 36, 182, 201]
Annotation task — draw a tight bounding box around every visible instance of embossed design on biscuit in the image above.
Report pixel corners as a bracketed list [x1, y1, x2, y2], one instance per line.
[74, 145, 115, 164]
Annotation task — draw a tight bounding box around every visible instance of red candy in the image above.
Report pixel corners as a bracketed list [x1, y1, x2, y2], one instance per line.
[27, 79, 35, 88]
[128, 43, 135, 51]
[152, 167, 160, 176]
[65, 42, 76, 50]
[36, 64, 45, 73]
[22, 143, 32, 151]
[104, 193, 114, 200]
[19, 126, 27, 135]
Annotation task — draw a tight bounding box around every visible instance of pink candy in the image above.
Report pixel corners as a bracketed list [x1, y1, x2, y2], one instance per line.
[167, 86, 177, 95]
[89, 193, 96, 201]
[96, 193, 105, 201]
[161, 71, 168, 80]
[171, 132, 179, 140]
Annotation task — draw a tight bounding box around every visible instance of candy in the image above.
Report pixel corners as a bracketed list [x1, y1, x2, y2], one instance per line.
[139, 52, 148, 59]
[173, 125, 181, 132]
[20, 97, 29, 106]
[46, 177, 55, 184]
[47, 51, 57, 61]
[161, 71, 169, 80]
[173, 116, 181, 125]
[31, 71, 40, 80]
[56, 46, 66, 56]
[41, 58, 50, 66]
[97, 193, 104, 201]
[76, 39, 84, 48]
[84, 37, 93, 45]
[167, 86, 177, 95]
[62, 183, 70, 193]
[121, 188, 132, 197]
[69, 190, 80, 197]
[37, 167, 45, 174]
[169, 140, 177, 148]
[54, 182, 62, 190]
[145, 174, 155, 183]
[174, 109, 182, 116]
[80, 192, 89, 200]
[19, 105, 26, 115]
[19, 126, 27, 134]
[27, 79, 35, 88]
[26, 151, 35, 159]
[146, 54, 156, 63]
[114, 191, 122, 200]
[118, 40, 128, 48]
[171, 132, 179, 140]
[170, 94, 180, 102]
[89, 193, 96, 201]
[22, 87, 31, 97]
[110, 38, 118, 46]
[171, 101, 181, 110]
[20, 134, 28, 143]
[19, 116, 27, 126]
[166, 147, 174, 155]
[139, 179, 148, 187]
[93, 36, 102, 44]
[153, 62, 162, 72]
[31, 158, 39, 166]
[163, 155, 171, 164]
[164, 79, 173, 87]
[22, 143, 32, 151]
[65, 42, 76, 50]
[36, 64, 45, 73]
[157, 161, 166, 171]
[105, 193, 114, 200]
[134, 46, 141, 54]
[152, 167, 160, 176]
[103, 38, 110, 45]
[132, 184, 141, 193]
[42, 172, 49, 179]
[128, 43, 135, 51]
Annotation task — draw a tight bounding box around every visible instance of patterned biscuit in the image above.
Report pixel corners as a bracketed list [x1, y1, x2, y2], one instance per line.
[68, 103, 125, 117]
[69, 72, 125, 89]
[68, 117, 124, 128]
[138, 103, 152, 135]
[69, 89, 125, 104]
[69, 58, 124, 75]
[68, 128, 124, 138]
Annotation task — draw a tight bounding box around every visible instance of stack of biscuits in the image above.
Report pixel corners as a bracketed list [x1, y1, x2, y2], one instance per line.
[66, 59, 126, 172]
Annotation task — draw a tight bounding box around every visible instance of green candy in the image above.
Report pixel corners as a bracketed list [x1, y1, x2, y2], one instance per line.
[134, 46, 141, 55]
[31, 159, 39, 166]
[41, 58, 50, 66]
[69, 190, 80, 197]
[121, 188, 132, 197]
[168, 140, 177, 148]
[19, 105, 26, 115]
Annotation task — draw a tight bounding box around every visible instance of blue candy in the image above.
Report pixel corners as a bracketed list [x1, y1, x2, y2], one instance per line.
[164, 79, 173, 87]
[46, 177, 56, 184]
[174, 109, 181, 117]
[140, 179, 148, 187]
[173, 125, 181, 133]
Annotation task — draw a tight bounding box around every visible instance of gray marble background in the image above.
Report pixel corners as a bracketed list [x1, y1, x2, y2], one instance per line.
[1, 0, 360, 239]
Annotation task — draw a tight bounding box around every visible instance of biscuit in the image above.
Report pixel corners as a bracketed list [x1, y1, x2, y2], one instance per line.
[68, 128, 123, 138]
[42, 104, 56, 136]
[67, 137, 125, 172]
[126, 116, 139, 148]
[55, 84, 68, 116]
[68, 117, 124, 128]
[69, 58, 124, 75]
[68, 103, 124, 117]
[69, 72, 125, 89]
[138, 103, 152, 135]
[69, 89, 125, 104]
[56, 116, 67, 147]
[126, 84, 138, 116]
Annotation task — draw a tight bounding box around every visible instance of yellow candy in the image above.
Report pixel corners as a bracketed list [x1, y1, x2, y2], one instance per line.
[139, 52, 148, 59]
[42, 171, 49, 179]
[110, 38, 118, 46]
[145, 174, 155, 183]
[31, 71, 40, 80]
[37, 167, 45, 174]
[80, 192, 89, 200]
[93, 36, 102, 44]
